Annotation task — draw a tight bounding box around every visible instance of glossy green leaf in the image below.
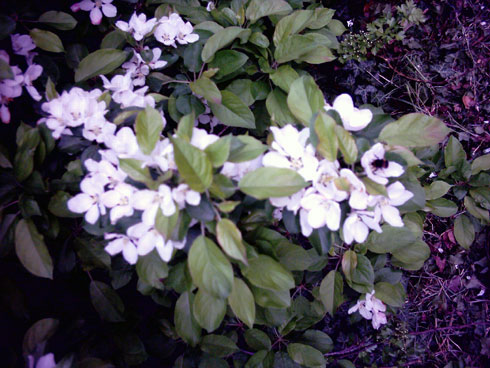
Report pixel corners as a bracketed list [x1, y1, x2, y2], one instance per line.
[119, 158, 153, 185]
[136, 250, 169, 290]
[205, 135, 231, 167]
[239, 167, 307, 199]
[188, 236, 234, 298]
[75, 49, 127, 82]
[453, 214, 475, 250]
[391, 240, 430, 270]
[287, 343, 326, 368]
[171, 136, 213, 192]
[299, 330, 333, 354]
[89, 281, 125, 322]
[30, 28, 64, 53]
[201, 334, 239, 357]
[0, 58, 14, 80]
[101, 30, 127, 49]
[209, 90, 256, 129]
[366, 225, 416, 254]
[444, 135, 467, 168]
[216, 219, 247, 263]
[190, 76, 222, 104]
[209, 50, 248, 78]
[228, 277, 256, 328]
[175, 292, 201, 346]
[245, 329, 271, 351]
[273, 10, 314, 46]
[193, 289, 227, 332]
[0, 15, 16, 40]
[246, 0, 292, 23]
[287, 76, 324, 125]
[251, 286, 290, 309]
[266, 89, 296, 126]
[424, 181, 451, 200]
[48, 191, 79, 217]
[201, 27, 251, 62]
[334, 125, 358, 164]
[379, 113, 451, 148]
[135, 106, 164, 155]
[270, 65, 299, 93]
[38, 11, 77, 30]
[228, 135, 267, 163]
[425, 198, 458, 217]
[243, 255, 294, 291]
[471, 154, 490, 175]
[15, 219, 53, 279]
[314, 112, 338, 161]
[274, 241, 311, 271]
[374, 282, 406, 307]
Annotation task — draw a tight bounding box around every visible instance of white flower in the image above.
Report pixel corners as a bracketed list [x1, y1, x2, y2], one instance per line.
[28, 353, 56, 368]
[270, 188, 305, 215]
[67, 176, 107, 224]
[22, 64, 43, 101]
[348, 290, 387, 330]
[100, 183, 136, 224]
[154, 21, 177, 47]
[325, 94, 373, 131]
[148, 138, 176, 172]
[299, 208, 313, 237]
[221, 155, 263, 181]
[340, 168, 369, 210]
[206, 2, 215, 12]
[104, 232, 138, 265]
[11, 34, 36, 56]
[175, 20, 199, 45]
[172, 184, 201, 209]
[370, 181, 413, 227]
[190, 127, 219, 150]
[361, 143, 404, 185]
[342, 209, 382, 244]
[262, 125, 318, 181]
[82, 118, 116, 143]
[132, 184, 176, 226]
[300, 187, 342, 231]
[0, 103, 10, 124]
[72, 0, 117, 25]
[312, 160, 349, 203]
[122, 47, 167, 86]
[104, 127, 140, 158]
[84, 158, 127, 188]
[116, 13, 157, 41]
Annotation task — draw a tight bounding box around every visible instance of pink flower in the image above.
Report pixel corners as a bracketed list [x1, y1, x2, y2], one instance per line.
[72, 0, 117, 25]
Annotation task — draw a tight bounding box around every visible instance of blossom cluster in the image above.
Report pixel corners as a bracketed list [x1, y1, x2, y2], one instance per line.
[264, 94, 413, 244]
[348, 290, 388, 329]
[0, 34, 42, 123]
[71, 0, 117, 25]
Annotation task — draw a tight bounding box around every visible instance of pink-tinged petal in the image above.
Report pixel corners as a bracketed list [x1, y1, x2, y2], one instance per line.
[71, 2, 81, 12]
[359, 305, 373, 320]
[348, 301, 360, 314]
[36, 353, 56, 368]
[0, 104, 10, 123]
[67, 193, 94, 213]
[26, 85, 42, 101]
[79, 0, 95, 11]
[122, 242, 138, 264]
[85, 205, 100, 224]
[155, 241, 173, 262]
[90, 7, 103, 25]
[161, 197, 176, 217]
[105, 238, 124, 255]
[102, 3, 117, 17]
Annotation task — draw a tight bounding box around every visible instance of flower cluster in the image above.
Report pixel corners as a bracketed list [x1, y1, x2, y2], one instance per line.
[348, 290, 388, 329]
[0, 34, 42, 123]
[264, 95, 413, 244]
[71, 0, 117, 25]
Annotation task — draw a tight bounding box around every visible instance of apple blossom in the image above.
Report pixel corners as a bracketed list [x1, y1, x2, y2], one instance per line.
[221, 155, 263, 181]
[190, 127, 219, 150]
[348, 290, 387, 329]
[325, 93, 373, 131]
[154, 21, 177, 47]
[361, 143, 404, 185]
[342, 208, 382, 244]
[11, 34, 36, 57]
[300, 187, 342, 231]
[369, 181, 413, 227]
[122, 48, 168, 86]
[116, 13, 157, 41]
[72, 0, 117, 25]
[100, 183, 137, 224]
[104, 127, 140, 158]
[132, 184, 176, 226]
[22, 64, 43, 101]
[84, 158, 127, 188]
[172, 184, 201, 209]
[67, 176, 107, 224]
[104, 232, 139, 265]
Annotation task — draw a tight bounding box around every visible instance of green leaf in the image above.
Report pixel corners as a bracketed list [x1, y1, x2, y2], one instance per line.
[335, 125, 358, 164]
[425, 181, 451, 200]
[287, 76, 324, 125]
[205, 135, 231, 167]
[175, 292, 201, 346]
[190, 76, 222, 104]
[216, 219, 247, 264]
[15, 219, 53, 279]
[453, 214, 475, 250]
[30, 28, 64, 53]
[201, 334, 238, 357]
[75, 49, 128, 82]
[379, 113, 451, 148]
[0, 58, 14, 80]
[183, 42, 203, 72]
[239, 167, 307, 199]
[274, 34, 329, 64]
[327, 19, 346, 36]
[228, 135, 267, 162]
[314, 112, 338, 161]
[299, 330, 333, 354]
[89, 281, 125, 322]
[348, 254, 374, 293]
[119, 158, 153, 185]
[319, 271, 343, 316]
[471, 154, 490, 175]
[14, 125, 41, 182]
[171, 136, 213, 193]
[464, 196, 490, 223]
[470, 187, 490, 210]
[246, 0, 292, 23]
[188, 236, 234, 298]
[38, 11, 77, 30]
[176, 112, 195, 142]
[270, 65, 299, 93]
[273, 10, 314, 46]
[274, 241, 311, 271]
[444, 135, 467, 168]
[287, 343, 326, 368]
[48, 191, 79, 217]
[391, 240, 430, 270]
[209, 50, 249, 79]
[297, 44, 335, 64]
[249, 32, 270, 48]
[374, 282, 405, 307]
[135, 106, 164, 155]
[22, 318, 59, 356]
[101, 30, 127, 49]
[209, 90, 256, 129]
[425, 198, 458, 217]
[266, 89, 296, 126]
[136, 250, 169, 290]
[251, 286, 291, 309]
[201, 27, 251, 62]
[193, 289, 227, 332]
[244, 329, 271, 351]
[366, 225, 416, 254]
[228, 277, 256, 328]
[341, 250, 357, 283]
[308, 8, 336, 29]
[243, 255, 294, 291]
[227, 79, 255, 106]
